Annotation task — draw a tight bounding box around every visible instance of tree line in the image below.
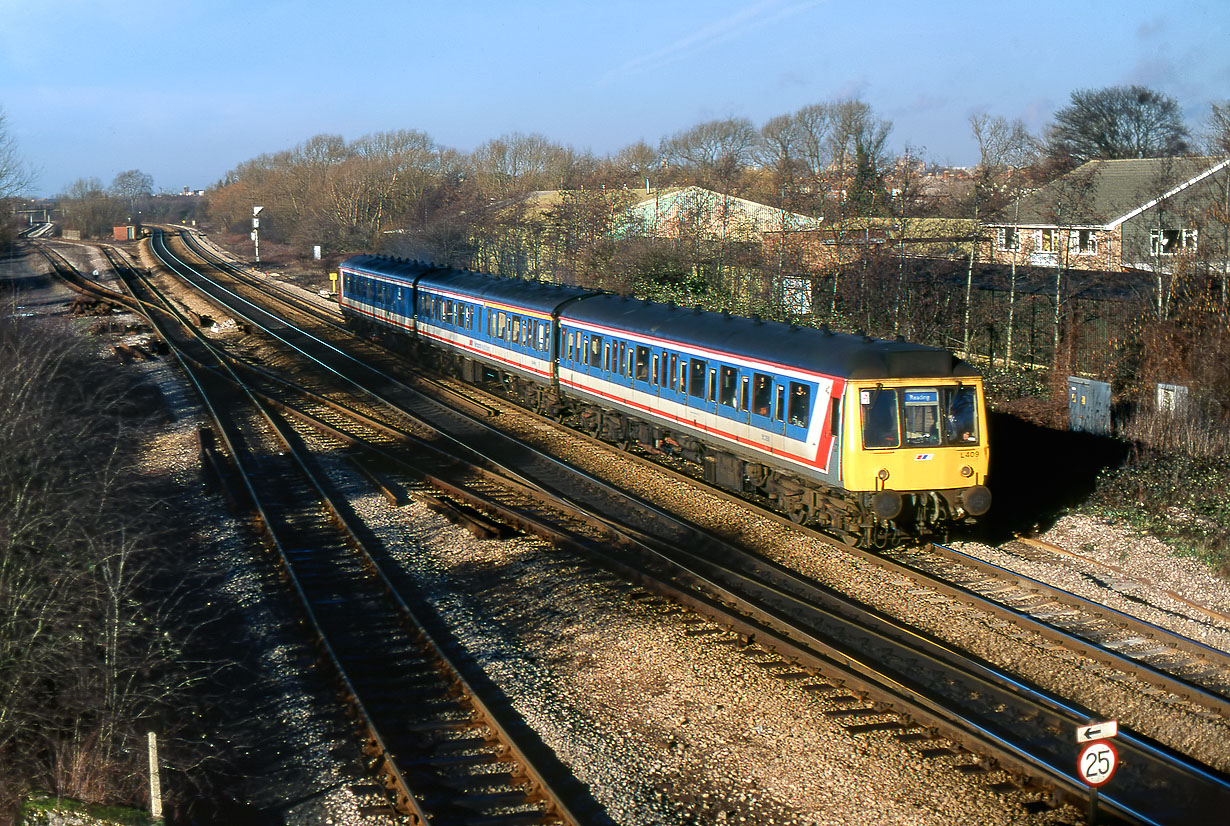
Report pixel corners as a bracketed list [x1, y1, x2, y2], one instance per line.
[14, 89, 1230, 438]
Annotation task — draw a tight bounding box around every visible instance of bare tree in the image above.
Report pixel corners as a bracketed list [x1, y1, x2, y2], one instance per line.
[0, 106, 33, 199]
[659, 117, 758, 191]
[791, 103, 832, 210]
[58, 178, 123, 238]
[1044, 85, 1190, 168]
[970, 113, 1036, 364]
[1202, 101, 1230, 156]
[109, 169, 154, 217]
[610, 140, 661, 187]
[470, 132, 571, 199]
[827, 100, 892, 218]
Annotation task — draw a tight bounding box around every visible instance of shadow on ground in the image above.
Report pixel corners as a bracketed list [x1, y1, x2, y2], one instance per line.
[969, 410, 1132, 545]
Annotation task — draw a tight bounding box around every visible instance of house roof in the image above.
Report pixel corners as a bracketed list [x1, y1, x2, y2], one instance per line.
[987, 157, 1230, 229]
[624, 185, 824, 242]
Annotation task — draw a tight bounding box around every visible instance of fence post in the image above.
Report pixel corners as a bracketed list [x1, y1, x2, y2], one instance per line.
[148, 731, 162, 820]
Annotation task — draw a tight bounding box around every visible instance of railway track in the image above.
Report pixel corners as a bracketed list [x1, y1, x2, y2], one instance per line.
[38, 239, 600, 825]
[173, 234, 1230, 719]
[143, 230, 1230, 825]
[425, 361, 1230, 721]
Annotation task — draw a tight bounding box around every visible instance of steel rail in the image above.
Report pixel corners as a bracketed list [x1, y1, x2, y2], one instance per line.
[148, 232, 1230, 825]
[452, 367, 1230, 717]
[55, 239, 596, 825]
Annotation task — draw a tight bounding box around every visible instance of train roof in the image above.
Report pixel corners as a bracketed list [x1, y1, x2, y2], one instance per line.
[561, 294, 977, 381]
[341, 255, 976, 380]
[340, 254, 430, 282]
[341, 255, 595, 315]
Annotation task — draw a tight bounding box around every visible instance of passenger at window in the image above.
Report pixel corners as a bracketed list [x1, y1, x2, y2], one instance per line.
[947, 389, 978, 443]
[752, 374, 772, 416]
[788, 383, 811, 427]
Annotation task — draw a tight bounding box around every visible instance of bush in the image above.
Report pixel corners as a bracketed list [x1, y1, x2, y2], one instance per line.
[0, 315, 187, 820]
[1087, 448, 1230, 570]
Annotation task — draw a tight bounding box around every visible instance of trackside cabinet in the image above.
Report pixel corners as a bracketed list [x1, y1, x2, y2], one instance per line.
[1068, 377, 1111, 436]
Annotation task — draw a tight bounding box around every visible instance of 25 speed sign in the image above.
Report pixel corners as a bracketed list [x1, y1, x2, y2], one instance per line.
[1077, 740, 1118, 787]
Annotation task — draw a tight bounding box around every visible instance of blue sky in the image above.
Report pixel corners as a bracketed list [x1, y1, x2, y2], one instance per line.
[2, 0, 1227, 197]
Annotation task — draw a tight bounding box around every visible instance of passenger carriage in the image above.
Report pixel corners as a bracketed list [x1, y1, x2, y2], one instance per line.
[337, 255, 990, 547]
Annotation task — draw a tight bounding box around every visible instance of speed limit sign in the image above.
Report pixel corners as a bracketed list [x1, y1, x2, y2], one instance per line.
[1077, 740, 1118, 787]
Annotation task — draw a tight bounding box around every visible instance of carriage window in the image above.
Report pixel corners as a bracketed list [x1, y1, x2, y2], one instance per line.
[538, 322, 547, 351]
[944, 386, 979, 444]
[636, 346, 650, 381]
[861, 387, 900, 448]
[618, 342, 627, 376]
[669, 354, 678, 390]
[831, 400, 840, 436]
[688, 359, 706, 397]
[604, 343, 611, 372]
[589, 335, 602, 367]
[752, 374, 773, 417]
[739, 377, 749, 412]
[708, 369, 717, 402]
[651, 354, 659, 385]
[788, 382, 811, 427]
[718, 366, 738, 407]
[776, 386, 785, 421]
[903, 389, 941, 447]
[497, 312, 507, 339]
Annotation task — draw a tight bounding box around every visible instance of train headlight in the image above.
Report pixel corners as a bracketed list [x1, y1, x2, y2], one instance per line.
[877, 468, 890, 481]
[960, 465, 974, 478]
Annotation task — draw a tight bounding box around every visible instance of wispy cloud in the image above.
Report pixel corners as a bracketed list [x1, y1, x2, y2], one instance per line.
[600, 0, 822, 84]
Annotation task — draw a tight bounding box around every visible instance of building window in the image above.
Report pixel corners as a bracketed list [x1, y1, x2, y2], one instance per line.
[1151, 228, 1197, 255]
[997, 227, 1020, 251]
[1071, 229, 1097, 255]
[1037, 228, 1058, 253]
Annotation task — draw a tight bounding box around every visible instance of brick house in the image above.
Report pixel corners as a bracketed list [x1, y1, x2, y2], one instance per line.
[981, 156, 1230, 273]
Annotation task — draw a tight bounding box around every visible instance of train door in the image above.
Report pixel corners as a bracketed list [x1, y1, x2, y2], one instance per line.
[630, 343, 654, 402]
[607, 339, 631, 392]
[583, 333, 603, 382]
[714, 364, 743, 426]
[685, 357, 717, 419]
[660, 351, 684, 408]
[782, 380, 813, 444]
[749, 372, 783, 436]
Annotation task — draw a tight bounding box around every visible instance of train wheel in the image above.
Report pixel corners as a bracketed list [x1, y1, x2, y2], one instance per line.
[788, 505, 809, 525]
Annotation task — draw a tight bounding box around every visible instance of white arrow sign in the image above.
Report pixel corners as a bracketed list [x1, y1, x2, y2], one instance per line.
[1076, 720, 1118, 743]
[253, 206, 264, 215]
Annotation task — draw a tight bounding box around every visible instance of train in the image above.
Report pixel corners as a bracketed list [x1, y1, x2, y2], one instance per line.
[337, 254, 991, 548]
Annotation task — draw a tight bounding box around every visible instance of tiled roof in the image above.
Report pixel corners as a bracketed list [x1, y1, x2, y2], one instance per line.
[988, 157, 1229, 227]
